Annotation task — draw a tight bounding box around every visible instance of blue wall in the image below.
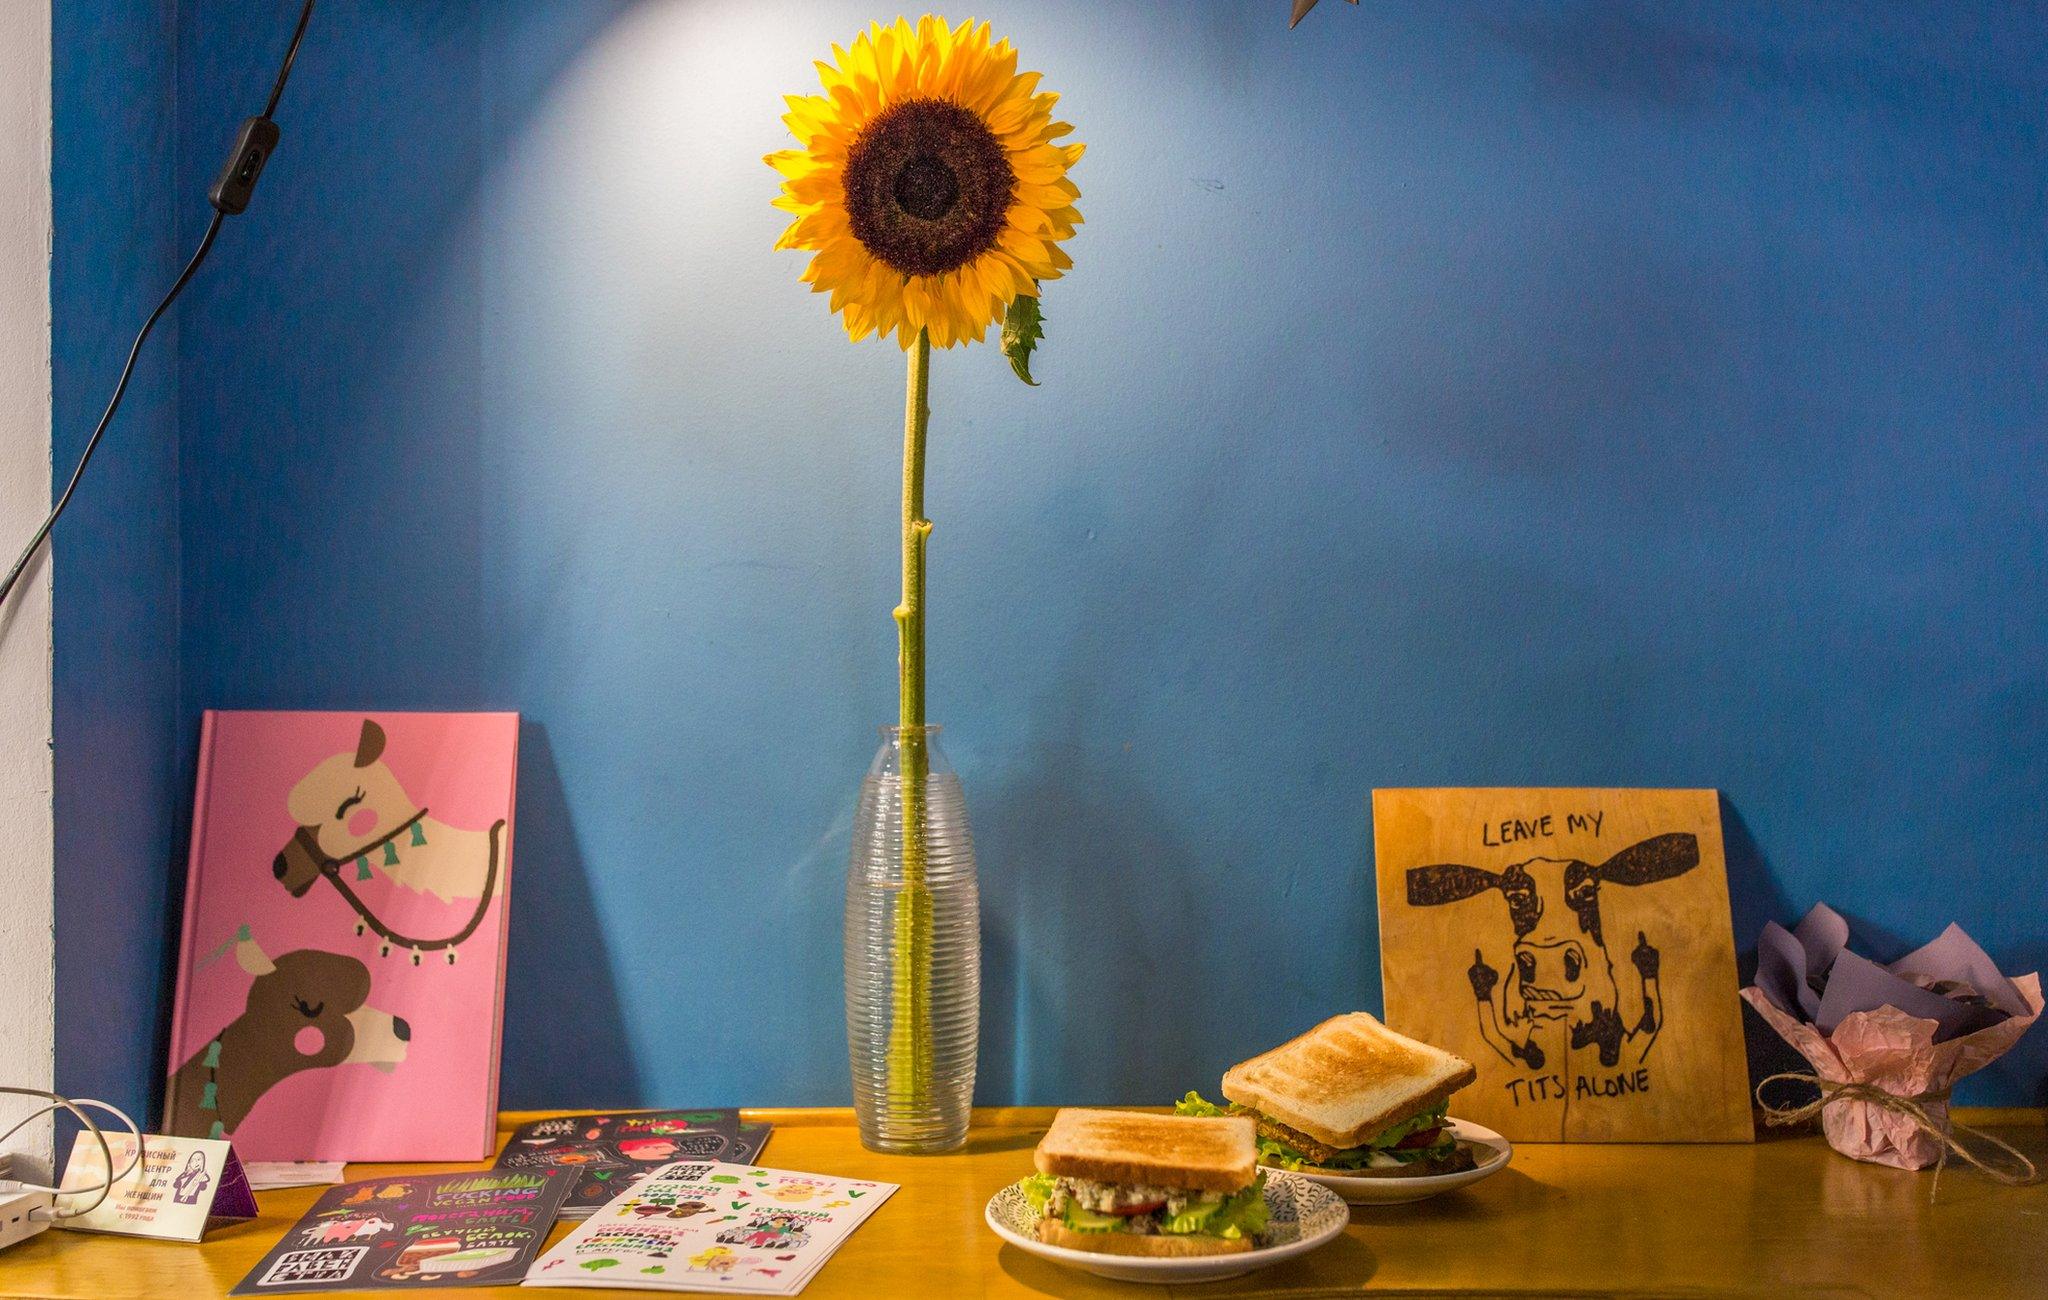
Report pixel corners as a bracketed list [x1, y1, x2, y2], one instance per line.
[54, 0, 2047, 1113]
[51, 0, 185, 1124]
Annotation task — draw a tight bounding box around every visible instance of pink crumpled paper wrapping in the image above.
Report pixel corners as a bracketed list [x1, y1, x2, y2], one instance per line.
[1736, 908, 2039, 1171]
[1742, 971, 2042, 1170]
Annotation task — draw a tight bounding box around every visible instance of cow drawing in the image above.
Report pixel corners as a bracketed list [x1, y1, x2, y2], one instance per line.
[1405, 833, 1699, 1070]
[306, 1214, 397, 1245]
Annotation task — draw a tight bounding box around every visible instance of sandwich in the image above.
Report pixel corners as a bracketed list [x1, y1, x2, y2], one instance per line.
[1019, 1108, 1268, 1256]
[1178, 1012, 1477, 1177]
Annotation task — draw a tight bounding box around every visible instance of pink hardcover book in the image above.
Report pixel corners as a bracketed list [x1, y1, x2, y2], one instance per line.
[166, 710, 519, 1161]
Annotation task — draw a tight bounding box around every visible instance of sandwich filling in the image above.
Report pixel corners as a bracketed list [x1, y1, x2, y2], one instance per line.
[1176, 1092, 1463, 1173]
[1021, 1172, 1268, 1239]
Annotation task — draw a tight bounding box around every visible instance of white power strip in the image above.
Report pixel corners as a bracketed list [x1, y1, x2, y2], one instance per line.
[1, 1137, 50, 1250]
[0, 1187, 53, 1251]
[0, 1088, 143, 1250]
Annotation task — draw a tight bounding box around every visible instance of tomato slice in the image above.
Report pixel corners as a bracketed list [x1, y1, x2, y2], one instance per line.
[1393, 1126, 1443, 1149]
[1106, 1200, 1167, 1216]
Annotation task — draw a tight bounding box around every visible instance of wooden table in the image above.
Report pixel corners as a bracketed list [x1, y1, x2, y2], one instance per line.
[1, 1108, 2041, 1298]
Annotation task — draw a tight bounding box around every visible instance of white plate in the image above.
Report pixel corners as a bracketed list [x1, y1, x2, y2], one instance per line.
[1285, 1118, 1512, 1205]
[984, 1169, 1349, 1285]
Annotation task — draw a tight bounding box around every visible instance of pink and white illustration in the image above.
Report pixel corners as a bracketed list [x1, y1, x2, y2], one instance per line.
[167, 711, 519, 1162]
[272, 718, 506, 958]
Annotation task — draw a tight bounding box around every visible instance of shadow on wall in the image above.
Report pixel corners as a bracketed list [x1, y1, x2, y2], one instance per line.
[976, 738, 1205, 1106]
[501, 720, 638, 1105]
[2006, 941, 2048, 1109]
[1723, 797, 1807, 1096]
[1724, 795, 2048, 1108]
[144, 832, 191, 1129]
[57, 802, 188, 1140]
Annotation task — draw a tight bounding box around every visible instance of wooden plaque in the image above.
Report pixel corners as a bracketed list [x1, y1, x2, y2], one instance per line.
[1373, 788, 1751, 1142]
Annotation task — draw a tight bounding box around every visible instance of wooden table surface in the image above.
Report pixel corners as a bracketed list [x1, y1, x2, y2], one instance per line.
[1, 1108, 2042, 1299]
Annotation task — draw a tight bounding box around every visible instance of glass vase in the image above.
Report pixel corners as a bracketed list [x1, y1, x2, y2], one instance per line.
[844, 725, 979, 1153]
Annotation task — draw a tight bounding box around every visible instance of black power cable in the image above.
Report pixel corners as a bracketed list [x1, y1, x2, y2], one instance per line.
[0, 0, 317, 614]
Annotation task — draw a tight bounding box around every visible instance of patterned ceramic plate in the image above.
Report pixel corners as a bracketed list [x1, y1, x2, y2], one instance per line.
[983, 1169, 1349, 1285]
[1287, 1118, 1512, 1206]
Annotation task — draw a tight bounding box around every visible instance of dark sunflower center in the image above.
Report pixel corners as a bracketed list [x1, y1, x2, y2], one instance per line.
[843, 97, 1015, 278]
[892, 154, 960, 221]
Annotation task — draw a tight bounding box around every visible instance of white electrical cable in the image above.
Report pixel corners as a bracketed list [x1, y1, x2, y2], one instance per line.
[0, 1088, 144, 1219]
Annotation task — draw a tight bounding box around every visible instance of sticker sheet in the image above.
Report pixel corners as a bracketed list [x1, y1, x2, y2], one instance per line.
[522, 1162, 895, 1295]
[231, 1170, 569, 1293]
[494, 1111, 772, 1219]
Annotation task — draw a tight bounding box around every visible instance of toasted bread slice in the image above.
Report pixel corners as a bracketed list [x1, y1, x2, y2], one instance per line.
[1036, 1219, 1255, 1256]
[1222, 1012, 1475, 1150]
[1033, 1108, 1256, 1193]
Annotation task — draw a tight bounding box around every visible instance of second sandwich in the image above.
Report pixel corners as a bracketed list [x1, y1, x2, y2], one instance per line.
[1023, 1108, 1270, 1256]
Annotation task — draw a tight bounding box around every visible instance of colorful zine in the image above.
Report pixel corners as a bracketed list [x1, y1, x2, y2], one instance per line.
[523, 1162, 895, 1295]
[167, 711, 520, 1161]
[495, 1111, 773, 1220]
[232, 1170, 569, 1294]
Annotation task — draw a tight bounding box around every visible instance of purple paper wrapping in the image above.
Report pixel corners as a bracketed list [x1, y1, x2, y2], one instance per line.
[1742, 905, 2042, 1170]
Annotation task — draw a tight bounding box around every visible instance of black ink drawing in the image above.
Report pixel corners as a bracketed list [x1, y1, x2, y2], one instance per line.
[1404, 833, 1699, 1071]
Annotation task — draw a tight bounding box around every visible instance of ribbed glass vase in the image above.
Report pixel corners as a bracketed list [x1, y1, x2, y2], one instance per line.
[844, 726, 979, 1153]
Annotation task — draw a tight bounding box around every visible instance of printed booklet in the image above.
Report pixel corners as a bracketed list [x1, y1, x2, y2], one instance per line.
[494, 1110, 773, 1219]
[522, 1161, 895, 1295]
[232, 1169, 569, 1293]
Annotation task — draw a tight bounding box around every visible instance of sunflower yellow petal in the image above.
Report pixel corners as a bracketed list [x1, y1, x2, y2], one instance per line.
[767, 17, 1081, 348]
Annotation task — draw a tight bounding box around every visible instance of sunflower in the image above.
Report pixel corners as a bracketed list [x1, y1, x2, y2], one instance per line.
[766, 15, 1084, 349]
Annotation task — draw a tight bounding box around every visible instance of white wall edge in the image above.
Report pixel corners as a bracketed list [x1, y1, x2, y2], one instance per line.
[0, 0, 56, 1181]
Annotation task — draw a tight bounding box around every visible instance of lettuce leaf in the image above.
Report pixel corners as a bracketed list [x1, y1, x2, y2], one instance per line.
[1174, 1091, 1233, 1118]
[1203, 1173, 1270, 1239]
[1254, 1134, 1326, 1171]
[1364, 1101, 1449, 1150]
[1158, 1199, 1221, 1235]
[1159, 1173, 1268, 1238]
[1020, 1173, 1056, 1216]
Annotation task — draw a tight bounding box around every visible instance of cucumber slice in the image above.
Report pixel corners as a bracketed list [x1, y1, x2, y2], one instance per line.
[1062, 1205, 1123, 1233]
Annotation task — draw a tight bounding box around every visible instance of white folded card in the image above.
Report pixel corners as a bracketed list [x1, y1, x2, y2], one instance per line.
[245, 1161, 349, 1191]
[55, 1132, 258, 1241]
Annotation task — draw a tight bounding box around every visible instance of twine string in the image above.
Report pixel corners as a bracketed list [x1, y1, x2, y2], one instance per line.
[1755, 1071, 2039, 1198]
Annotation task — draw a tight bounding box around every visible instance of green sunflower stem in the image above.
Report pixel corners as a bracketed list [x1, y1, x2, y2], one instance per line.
[887, 327, 935, 1114]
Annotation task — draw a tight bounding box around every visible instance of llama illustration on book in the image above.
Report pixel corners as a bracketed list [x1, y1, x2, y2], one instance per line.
[166, 928, 410, 1141]
[169, 710, 518, 1161]
[271, 718, 507, 964]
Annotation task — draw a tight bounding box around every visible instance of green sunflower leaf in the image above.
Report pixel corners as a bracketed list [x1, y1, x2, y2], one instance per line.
[1002, 292, 1044, 386]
